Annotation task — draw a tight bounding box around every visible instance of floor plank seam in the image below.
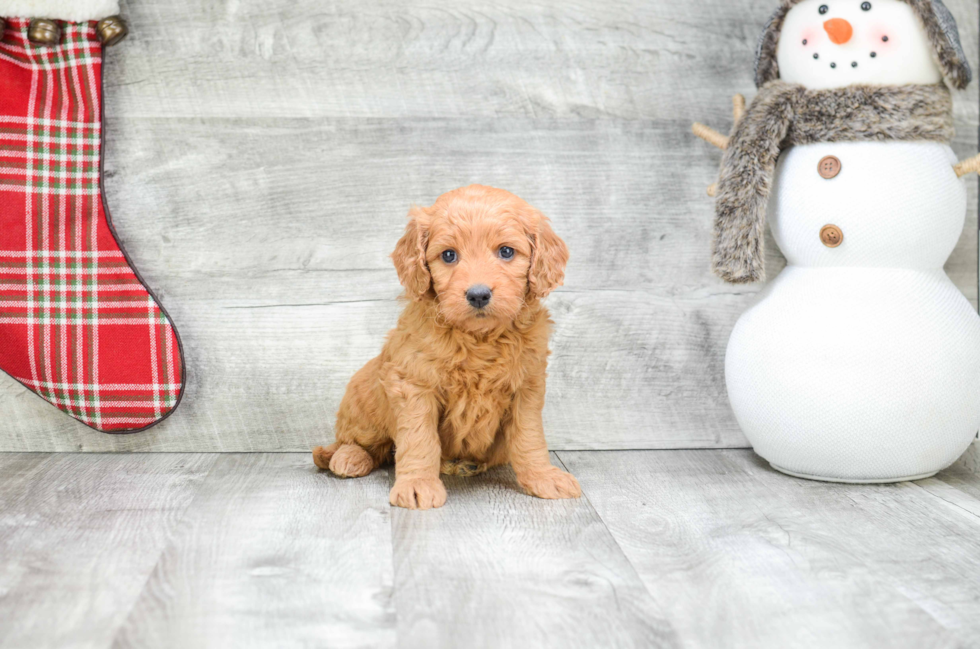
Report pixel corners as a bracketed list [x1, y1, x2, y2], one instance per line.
[383, 464, 403, 645]
[106, 454, 222, 648]
[552, 451, 663, 610]
[907, 481, 980, 522]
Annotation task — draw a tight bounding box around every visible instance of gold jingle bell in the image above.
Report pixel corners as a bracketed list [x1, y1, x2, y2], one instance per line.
[96, 15, 128, 47]
[28, 18, 61, 45]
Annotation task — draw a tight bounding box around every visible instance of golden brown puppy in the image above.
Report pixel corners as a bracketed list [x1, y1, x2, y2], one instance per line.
[312, 185, 580, 509]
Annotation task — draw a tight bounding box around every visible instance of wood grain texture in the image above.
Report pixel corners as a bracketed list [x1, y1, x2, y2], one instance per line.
[0, 0, 976, 451]
[111, 454, 395, 648]
[917, 440, 980, 517]
[390, 452, 677, 648]
[957, 439, 980, 474]
[558, 449, 980, 649]
[0, 453, 216, 648]
[2, 450, 980, 647]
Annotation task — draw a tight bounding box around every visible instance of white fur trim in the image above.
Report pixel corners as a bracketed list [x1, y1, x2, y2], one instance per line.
[0, 0, 120, 21]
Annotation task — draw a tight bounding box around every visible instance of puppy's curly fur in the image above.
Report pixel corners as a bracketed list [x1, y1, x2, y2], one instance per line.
[313, 185, 580, 510]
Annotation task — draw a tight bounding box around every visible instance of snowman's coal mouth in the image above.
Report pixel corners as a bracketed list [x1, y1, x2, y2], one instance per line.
[806, 34, 885, 71]
[813, 52, 878, 69]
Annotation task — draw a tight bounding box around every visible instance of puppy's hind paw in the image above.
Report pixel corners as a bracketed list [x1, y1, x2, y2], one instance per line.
[328, 444, 376, 478]
[389, 475, 447, 510]
[517, 467, 582, 500]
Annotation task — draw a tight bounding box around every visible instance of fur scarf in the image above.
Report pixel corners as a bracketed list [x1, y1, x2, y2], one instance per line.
[712, 81, 954, 284]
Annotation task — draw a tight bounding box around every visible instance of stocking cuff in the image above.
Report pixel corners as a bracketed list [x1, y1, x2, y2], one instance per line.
[0, 0, 119, 21]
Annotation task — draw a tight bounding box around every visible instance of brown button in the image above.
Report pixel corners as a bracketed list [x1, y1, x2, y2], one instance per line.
[818, 155, 841, 179]
[820, 224, 844, 248]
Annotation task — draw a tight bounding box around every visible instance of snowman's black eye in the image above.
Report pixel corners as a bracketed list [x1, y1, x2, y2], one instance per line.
[441, 250, 457, 263]
[861, 1, 872, 9]
[819, 4, 829, 14]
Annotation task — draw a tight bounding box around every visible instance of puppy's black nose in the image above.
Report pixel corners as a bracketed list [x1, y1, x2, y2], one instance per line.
[466, 285, 492, 309]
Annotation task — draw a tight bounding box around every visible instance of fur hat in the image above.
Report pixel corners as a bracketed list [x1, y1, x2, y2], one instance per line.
[754, 0, 972, 90]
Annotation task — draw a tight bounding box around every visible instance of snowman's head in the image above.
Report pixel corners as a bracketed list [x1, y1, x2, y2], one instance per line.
[778, 0, 939, 88]
[755, 0, 971, 90]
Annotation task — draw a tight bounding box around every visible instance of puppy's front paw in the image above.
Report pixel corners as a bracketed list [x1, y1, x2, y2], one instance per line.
[389, 475, 447, 510]
[517, 467, 582, 500]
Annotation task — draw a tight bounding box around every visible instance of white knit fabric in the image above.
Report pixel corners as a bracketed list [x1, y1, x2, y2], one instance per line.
[731, 139, 979, 481]
[777, 0, 942, 89]
[733, 0, 977, 482]
[727, 266, 980, 481]
[768, 141, 966, 269]
[0, 0, 119, 21]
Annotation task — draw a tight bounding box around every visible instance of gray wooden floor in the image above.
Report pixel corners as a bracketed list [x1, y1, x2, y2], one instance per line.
[1, 450, 979, 648]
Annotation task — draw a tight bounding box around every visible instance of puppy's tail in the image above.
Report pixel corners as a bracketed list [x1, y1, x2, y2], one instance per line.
[441, 459, 489, 477]
[312, 443, 340, 470]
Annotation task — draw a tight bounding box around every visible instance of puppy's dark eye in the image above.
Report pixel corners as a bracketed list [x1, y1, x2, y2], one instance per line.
[861, 2, 871, 10]
[441, 250, 457, 263]
[819, 4, 829, 13]
[498, 246, 515, 260]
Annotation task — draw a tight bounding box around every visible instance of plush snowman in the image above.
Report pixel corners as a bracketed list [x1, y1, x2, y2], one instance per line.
[694, 0, 980, 482]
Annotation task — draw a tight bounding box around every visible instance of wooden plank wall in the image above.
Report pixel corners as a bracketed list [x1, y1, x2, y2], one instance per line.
[1, 0, 977, 451]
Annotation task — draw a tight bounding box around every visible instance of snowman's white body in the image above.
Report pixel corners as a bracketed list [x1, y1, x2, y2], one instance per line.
[727, 140, 980, 481]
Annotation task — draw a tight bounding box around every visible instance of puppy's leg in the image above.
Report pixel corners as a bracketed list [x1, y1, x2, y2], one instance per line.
[388, 386, 446, 510]
[314, 357, 391, 477]
[505, 381, 581, 500]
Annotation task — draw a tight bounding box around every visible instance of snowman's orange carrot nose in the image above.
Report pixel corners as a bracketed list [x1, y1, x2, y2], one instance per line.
[823, 18, 853, 44]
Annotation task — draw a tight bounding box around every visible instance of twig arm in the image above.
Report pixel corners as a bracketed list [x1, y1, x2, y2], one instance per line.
[732, 94, 746, 122]
[695, 93, 747, 198]
[954, 153, 980, 178]
[692, 123, 729, 150]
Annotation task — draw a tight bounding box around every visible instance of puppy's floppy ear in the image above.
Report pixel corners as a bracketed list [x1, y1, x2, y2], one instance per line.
[391, 206, 432, 300]
[526, 209, 569, 300]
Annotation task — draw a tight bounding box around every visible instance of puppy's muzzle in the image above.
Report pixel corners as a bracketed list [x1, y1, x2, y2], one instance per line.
[465, 284, 492, 309]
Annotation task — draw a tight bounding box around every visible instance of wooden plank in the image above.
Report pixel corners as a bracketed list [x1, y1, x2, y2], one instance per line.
[108, 0, 818, 121]
[0, 453, 216, 648]
[958, 440, 980, 475]
[112, 454, 396, 649]
[917, 440, 980, 517]
[108, 0, 979, 127]
[3, 449, 980, 647]
[558, 449, 980, 649]
[389, 453, 677, 648]
[0, 0, 975, 451]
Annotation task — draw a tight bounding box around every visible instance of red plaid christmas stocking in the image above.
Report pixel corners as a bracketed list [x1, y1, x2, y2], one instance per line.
[0, 5, 184, 433]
